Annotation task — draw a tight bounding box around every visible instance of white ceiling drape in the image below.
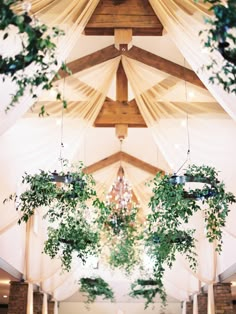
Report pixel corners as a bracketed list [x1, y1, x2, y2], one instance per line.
[149, 0, 236, 121]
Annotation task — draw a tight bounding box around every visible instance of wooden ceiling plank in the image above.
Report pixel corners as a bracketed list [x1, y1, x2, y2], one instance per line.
[123, 46, 206, 89]
[56, 45, 120, 80]
[84, 0, 163, 36]
[84, 27, 162, 36]
[94, 99, 147, 127]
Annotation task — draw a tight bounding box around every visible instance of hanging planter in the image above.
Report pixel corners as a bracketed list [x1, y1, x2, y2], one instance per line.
[4, 161, 100, 271]
[79, 277, 114, 303]
[0, 0, 70, 113]
[143, 164, 236, 305]
[129, 279, 165, 308]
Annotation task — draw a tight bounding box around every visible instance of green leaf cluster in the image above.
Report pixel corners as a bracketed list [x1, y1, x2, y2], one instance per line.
[0, 0, 71, 113]
[139, 164, 236, 304]
[96, 200, 143, 273]
[197, 0, 236, 93]
[5, 161, 100, 271]
[79, 277, 114, 303]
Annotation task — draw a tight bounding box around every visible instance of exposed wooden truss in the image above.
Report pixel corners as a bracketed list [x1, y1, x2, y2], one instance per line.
[57, 45, 205, 90]
[83, 151, 163, 175]
[84, 0, 163, 36]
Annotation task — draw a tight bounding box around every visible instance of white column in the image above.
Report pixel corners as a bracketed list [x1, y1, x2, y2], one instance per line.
[193, 294, 198, 314]
[26, 283, 33, 314]
[54, 300, 59, 314]
[42, 293, 48, 314]
[207, 284, 215, 314]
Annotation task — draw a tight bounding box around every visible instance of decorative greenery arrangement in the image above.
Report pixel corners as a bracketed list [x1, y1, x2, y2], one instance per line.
[134, 164, 236, 305]
[5, 163, 236, 307]
[197, 0, 236, 93]
[96, 198, 142, 274]
[79, 277, 114, 303]
[5, 161, 100, 271]
[0, 0, 70, 114]
[129, 279, 163, 309]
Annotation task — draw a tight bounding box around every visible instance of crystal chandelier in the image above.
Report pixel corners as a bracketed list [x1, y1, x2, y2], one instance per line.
[106, 166, 135, 210]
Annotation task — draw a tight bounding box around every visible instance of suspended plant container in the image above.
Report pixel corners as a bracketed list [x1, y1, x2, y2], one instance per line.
[169, 172, 217, 200]
[79, 277, 114, 303]
[4, 161, 100, 271]
[130, 279, 164, 308]
[145, 164, 236, 305]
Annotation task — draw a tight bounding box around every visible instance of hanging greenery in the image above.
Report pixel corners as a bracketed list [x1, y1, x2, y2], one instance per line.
[129, 279, 165, 309]
[5, 162, 236, 307]
[140, 164, 236, 304]
[95, 199, 142, 274]
[197, 0, 236, 92]
[0, 0, 70, 114]
[4, 161, 100, 271]
[79, 277, 114, 303]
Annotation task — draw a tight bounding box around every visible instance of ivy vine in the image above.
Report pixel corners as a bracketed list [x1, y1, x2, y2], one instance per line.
[4, 161, 100, 271]
[0, 0, 70, 114]
[96, 199, 142, 274]
[135, 164, 236, 304]
[197, 0, 236, 93]
[79, 277, 114, 303]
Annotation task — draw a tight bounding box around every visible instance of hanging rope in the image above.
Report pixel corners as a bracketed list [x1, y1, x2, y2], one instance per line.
[175, 58, 191, 174]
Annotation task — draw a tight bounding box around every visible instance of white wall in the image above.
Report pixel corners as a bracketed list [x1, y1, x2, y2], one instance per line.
[59, 302, 181, 314]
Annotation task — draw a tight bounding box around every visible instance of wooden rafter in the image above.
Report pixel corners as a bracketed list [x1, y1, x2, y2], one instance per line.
[123, 46, 206, 89]
[56, 45, 120, 80]
[83, 151, 163, 175]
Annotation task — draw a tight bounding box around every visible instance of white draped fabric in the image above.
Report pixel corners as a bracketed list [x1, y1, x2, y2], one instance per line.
[149, 0, 236, 121]
[0, 0, 100, 135]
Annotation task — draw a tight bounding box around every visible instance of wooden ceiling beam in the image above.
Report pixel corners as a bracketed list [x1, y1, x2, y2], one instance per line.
[123, 46, 206, 89]
[120, 152, 164, 175]
[84, 0, 163, 36]
[94, 99, 147, 127]
[83, 152, 121, 174]
[83, 151, 163, 175]
[56, 45, 120, 80]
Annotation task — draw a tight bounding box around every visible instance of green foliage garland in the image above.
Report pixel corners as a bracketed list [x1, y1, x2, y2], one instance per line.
[0, 0, 70, 114]
[79, 277, 114, 303]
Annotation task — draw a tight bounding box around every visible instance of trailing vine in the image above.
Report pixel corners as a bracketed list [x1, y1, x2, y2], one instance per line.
[79, 277, 114, 303]
[0, 0, 70, 114]
[5, 163, 235, 307]
[4, 161, 100, 271]
[129, 279, 165, 309]
[197, 0, 236, 93]
[138, 164, 236, 304]
[96, 199, 142, 274]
